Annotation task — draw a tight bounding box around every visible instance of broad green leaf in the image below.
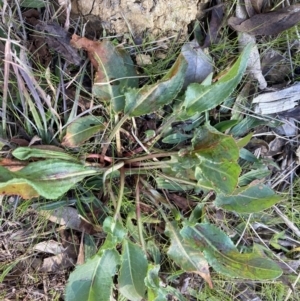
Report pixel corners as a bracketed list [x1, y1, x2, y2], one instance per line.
[195, 161, 239, 194]
[62, 115, 105, 147]
[81, 40, 138, 112]
[181, 223, 282, 280]
[214, 184, 281, 213]
[178, 124, 240, 194]
[182, 43, 252, 115]
[165, 222, 213, 288]
[13, 146, 78, 162]
[65, 249, 120, 301]
[0, 160, 97, 199]
[20, 0, 46, 8]
[124, 55, 187, 117]
[119, 240, 148, 301]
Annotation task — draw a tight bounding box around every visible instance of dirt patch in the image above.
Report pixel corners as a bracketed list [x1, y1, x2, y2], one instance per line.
[71, 0, 209, 40]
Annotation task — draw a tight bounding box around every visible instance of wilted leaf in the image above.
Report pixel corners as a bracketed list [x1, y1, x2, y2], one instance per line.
[202, 3, 224, 48]
[165, 222, 213, 288]
[244, 0, 256, 17]
[0, 160, 97, 199]
[261, 49, 290, 85]
[65, 249, 120, 301]
[181, 223, 282, 279]
[13, 146, 79, 162]
[0, 158, 27, 171]
[235, 2, 266, 90]
[124, 55, 187, 117]
[183, 43, 251, 116]
[250, 0, 265, 13]
[40, 253, 75, 272]
[71, 35, 138, 112]
[35, 22, 82, 65]
[253, 83, 300, 115]
[215, 184, 282, 213]
[33, 240, 65, 255]
[278, 106, 300, 119]
[119, 240, 148, 301]
[39, 207, 99, 234]
[62, 115, 105, 147]
[228, 4, 300, 36]
[181, 39, 213, 89]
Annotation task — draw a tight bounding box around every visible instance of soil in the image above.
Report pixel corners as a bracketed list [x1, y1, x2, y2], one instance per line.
[71, 0, 209, 40]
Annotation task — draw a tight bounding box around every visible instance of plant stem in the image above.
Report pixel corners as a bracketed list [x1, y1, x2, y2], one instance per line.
[125, 151, 178, 163]
[101, 114, 129, 158]
[113, 167, 125, 221]
[102, 161, 124, 187]
[147, 114, 177, 147]
[115, 114, 122, 157]
[135, 177, 146, 252]
[129, 161, 172, 168]
[142, 190, 170, 223]
[157, 172, 199, 187]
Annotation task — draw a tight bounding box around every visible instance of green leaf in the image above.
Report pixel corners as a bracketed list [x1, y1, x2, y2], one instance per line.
[62, 115, 105, 147]
[214, 120, 238, 132]
[20, 0, 46, 8]
[12, 146, 79, 162]
[145, 264, 188, 301]
[119, 240, 148, 301]
[145, 264, 166, 301]
[239, 148, 259, 163]
[92, 40, 138, 112]
[236, 132, 253, 148]
[84, 234, 98, 261]
[230, 115, 280, 137]
[162, 133, 192, 144]
[165, 222, 213, 288]
[214, 184, 281, 213]
[179, 124, 240, 194]
[183, 44, 252, 115]
[124, 55, 187, 117]
[238, 169, 270, 186]
[146, 241, 161, 265]
[103, 216, 127, 243]
[181, 223, 282, 280]
[0, 160, 97, 199]
[65, 249, 120, 301]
